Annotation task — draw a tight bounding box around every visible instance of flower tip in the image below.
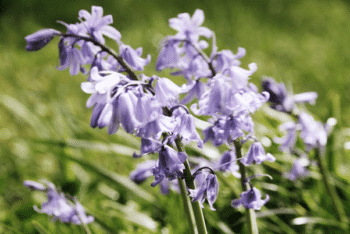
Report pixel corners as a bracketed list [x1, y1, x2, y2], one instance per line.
[25, 28, 60, 51]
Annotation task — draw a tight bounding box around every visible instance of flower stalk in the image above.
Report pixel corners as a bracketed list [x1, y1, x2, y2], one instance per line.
[314, 147, 348, 228]
[234, 139, 259, 234]
[175, 136, 208, 234]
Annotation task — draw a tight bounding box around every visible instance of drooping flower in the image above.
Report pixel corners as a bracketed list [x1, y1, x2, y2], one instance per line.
[212, 47, 246, 72]
[262, 77, 318, 113]
[156, 39, 180, 71]
[57, 39, 86, 75]
[133, 138, 162, 158]
[241, 142, 276, 166]
[189, 171, 219, 210]
[172, 106, 203, 148]
[217, 150, 240, 178]
[78, 6, 121, 44]
[231, 187, 269, 210]
[274, 121, 298, 152]
[169, 9, 212, 43]
[25, 28, 61, 51]
[155, 77, 182, 107]
[298, 112, 327, 149]
[130, 160, 157, 184]
[287, 157, 309, 181]
[119, 44, 151, 71]
[24, 180, 94, 224]
[151, 146, 187, 187]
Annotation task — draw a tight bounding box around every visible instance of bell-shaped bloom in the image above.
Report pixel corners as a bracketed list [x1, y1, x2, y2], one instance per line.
[169, 9, 212, 43]
[23, 180, 46, 191]
[117, 91, 140, 134]
[24, 180, 94, 224]
[231, 187, 269, 210]
[274, 121, 298, 152]
[262, 77, 318, 113]
[57, 39, 86, 76]
[119, 44, 151, 71]
[25, 28, 61, 51]
[261, 77, 290, 112]
[203, 115, 249, 147]
[79, 6, 121, 44]
[189, 172, 219, 210]
[156, 39, 180, 71]
[287, 157, 309, 181]
[213, 47, 246, 72]
[151, 146, 187, 187]
[299, 112, 327, 149]
[155, 77, 182, 107]
[203, 117, 227, 146]
[130, 160, 157, 184]
[241, 142, 275, 166]
[133, 138, 162, 158]
[180, 80, 206, 105]
[192, 76, 231, 116]
[172, 107, 203, 148]
[81, 67, 124, 97]
[136, 115, 175, 139]
[218, 150, 240, 178]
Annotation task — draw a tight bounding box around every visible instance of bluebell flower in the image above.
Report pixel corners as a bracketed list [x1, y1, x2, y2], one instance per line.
[274, 121, 298, 152]
[241, 142, 276, 166]
[212, 47, 246, 72]
[25, 28, 61, 51]
[155, 77, 182, 107]
[119, 44, 151, 71]
[156, 39, 180, 71]
[133, 138, 162, 158]
[79, 6, 121, 44]
[136, 115, 175, 139]
[287, 157, 309, 181]
[189, 172, 219, 210]
[117, 91, 140, 134]
[191, 66, 267, 117]
[298, 112, 327, 149]
[231, 187, 269, 210]
[57, 39, 86, 76]
[23, 180, 46, 191]
[172, 107, 203, 148]
[262, 77, 318, 113]
[218, 150, 240, 178]
[169, 9, 212, 43]
[203, 117, 228, 146]
[203, 114, 253, 146]
[151, 146, 187, 187]
[180, 79, 206, 105]
[130, 160, 157, 184]
[24, 180, 94, 224]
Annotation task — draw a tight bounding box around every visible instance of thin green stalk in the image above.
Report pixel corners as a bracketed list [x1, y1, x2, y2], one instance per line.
[314, 147, 348, 228]
[175, 137, 208, 234]
[234, 139, 259, 234]
[178, 177, 198, 234]
[77, 210, 93, 234]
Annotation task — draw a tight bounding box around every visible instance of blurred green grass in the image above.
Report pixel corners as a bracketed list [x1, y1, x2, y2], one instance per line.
[1, 0, 350, 233]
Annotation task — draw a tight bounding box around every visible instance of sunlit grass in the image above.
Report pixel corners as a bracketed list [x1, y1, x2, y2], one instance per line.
[1, 0, 350, 233]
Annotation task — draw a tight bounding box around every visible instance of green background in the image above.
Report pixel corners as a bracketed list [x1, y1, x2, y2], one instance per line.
[1, 0, 350, 233]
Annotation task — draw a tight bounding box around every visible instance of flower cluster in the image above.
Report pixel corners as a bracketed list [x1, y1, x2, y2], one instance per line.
[262, 77, 336, 181]
[25, 6, 275, 216]
[24, 180, 94, 225]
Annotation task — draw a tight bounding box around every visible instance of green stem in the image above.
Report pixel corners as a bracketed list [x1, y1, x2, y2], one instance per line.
[234, 139, 259, 234]
[178, 177, 198, 234]
[175, 136, 208, 234]
[314, 147, 348, 228]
